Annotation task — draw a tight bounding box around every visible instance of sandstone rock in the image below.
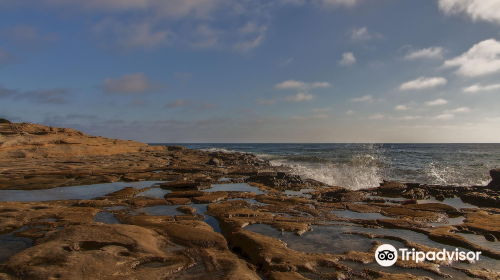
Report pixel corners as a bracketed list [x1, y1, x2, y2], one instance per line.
[166, 145, 185, 151]
[176, 206, 196, 215]
[208, 157, 221, 166]
[0, 122, 166, 159]
[165, 198, 192, 205]
[379, 181, 407, 194]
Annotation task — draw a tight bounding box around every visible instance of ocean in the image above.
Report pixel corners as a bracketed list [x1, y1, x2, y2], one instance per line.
[152, 143, 499, 190]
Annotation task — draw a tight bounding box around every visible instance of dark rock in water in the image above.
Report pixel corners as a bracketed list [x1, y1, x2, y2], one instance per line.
[491, 169, 500, 181]
[485, 234, 497, 242]
[208, 157, 221, 166]
[487, 168, 500, 191]
[166, 145, 185, 151]
[403, 188, 430, 200]
[379, 181, 407, 194]
[245, 173, 321, 191]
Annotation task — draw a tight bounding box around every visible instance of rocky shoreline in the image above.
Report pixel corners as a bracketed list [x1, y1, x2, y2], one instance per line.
[1, 122, 500, 279]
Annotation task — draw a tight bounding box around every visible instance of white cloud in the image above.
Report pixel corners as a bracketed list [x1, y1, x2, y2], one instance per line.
[286, 92, 314, 102]
[446, 107, 470, 113]
[405, 47, 446, 60]
[399, 116, 422, 120]
[369, 114, 384, 120]
[443, 39, 500, 77]
[275, 80, 332, 90]
[165, 99, 195, 108]
[434, 113, 454, 120]
[234, 21, 267, 52]
[316, 0, 358, 9]
[425, 98, 448, 106]
[103, 73, 164, 94]
[350, 95, 373, 102]
[233, 35, 264, 52]
[312, 107, 331, 113]
[438, 0, 500, 25]
[279, 58, 294, 67]
[462, 83, 500, 93]
[92, 19, 173, 50]
[399, 77, 447, 91]
[338, 52, 356, 66]
[255, 98, 276, 105]
[345, 110, 355, 115]
[292, 114, 327, 120]
[350, 27, 371, 41]
[394, 105, 409, 111]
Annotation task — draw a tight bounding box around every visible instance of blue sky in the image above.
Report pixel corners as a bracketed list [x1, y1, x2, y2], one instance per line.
[1, 0, 500, 143]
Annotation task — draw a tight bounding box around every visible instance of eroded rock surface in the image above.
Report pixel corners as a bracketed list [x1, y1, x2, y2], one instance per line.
[1, 123, 500, 279]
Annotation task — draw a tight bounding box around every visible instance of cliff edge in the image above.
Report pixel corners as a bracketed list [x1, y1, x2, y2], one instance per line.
[0, 122, 166, 158]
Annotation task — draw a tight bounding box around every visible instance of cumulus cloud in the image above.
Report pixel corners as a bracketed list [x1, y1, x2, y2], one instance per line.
[338, 52, 356, 66]
[316, 0, 358, 9]
[369, 114, 384, 120]
[286, 92, 314, 102]
[438, 0, 500, 25]
[233, 35, 264, 52]
[350, 95, 373, 102]
[446, 107, 470, 113]
[92, 20, 173, 50]
[462, 83, 500, 93]
[434, 113, 454, 120]
[399, 77, 447, 91]
[394, 105, 409, 111]
[399, 116, 422, 120]
[275, 80, 332, 90]
[103, 73, 164, 94]
[425, 98, 448, 106]
[443, 39, 500, 77]
[345, 110, 355, 115]
[165, 99, 195, 108]
[404, 47, 446, 60]
[350, 27, 371, 41]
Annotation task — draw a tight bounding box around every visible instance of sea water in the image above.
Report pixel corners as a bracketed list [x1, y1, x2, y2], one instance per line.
[151, 143, 500, 190]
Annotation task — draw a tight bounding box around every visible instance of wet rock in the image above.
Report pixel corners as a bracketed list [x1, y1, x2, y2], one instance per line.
[166, 145, 185, 151]
[208, 157, 221, 166]
[192, 191, 228, 203]
[403, 188, 430, 200]
[364, 269, 433, 280]
[246, 173, 322, 191]
[487, 168, 500, 191]
[452, 266, 500, 279]
[165, 198, 192, 205]
[268, 271, 308, 280]
[176, 206, 196, 215]
[379, 181, 407, 194]
[0, 224, 191, 279]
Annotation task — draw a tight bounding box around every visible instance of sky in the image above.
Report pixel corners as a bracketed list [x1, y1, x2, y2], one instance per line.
[1, 0, 500, 143]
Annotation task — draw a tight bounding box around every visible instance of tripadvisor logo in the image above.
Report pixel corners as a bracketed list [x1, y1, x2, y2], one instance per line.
[375, 244, 482, 267]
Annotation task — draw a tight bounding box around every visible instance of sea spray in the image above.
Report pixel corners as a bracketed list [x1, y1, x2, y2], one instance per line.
[185, 143, 496, 187]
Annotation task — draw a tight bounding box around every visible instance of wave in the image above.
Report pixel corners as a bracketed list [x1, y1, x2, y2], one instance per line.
[270, 152, 386, 190]
[199, 147, 238, 154]
[424, 163, 490, 186]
